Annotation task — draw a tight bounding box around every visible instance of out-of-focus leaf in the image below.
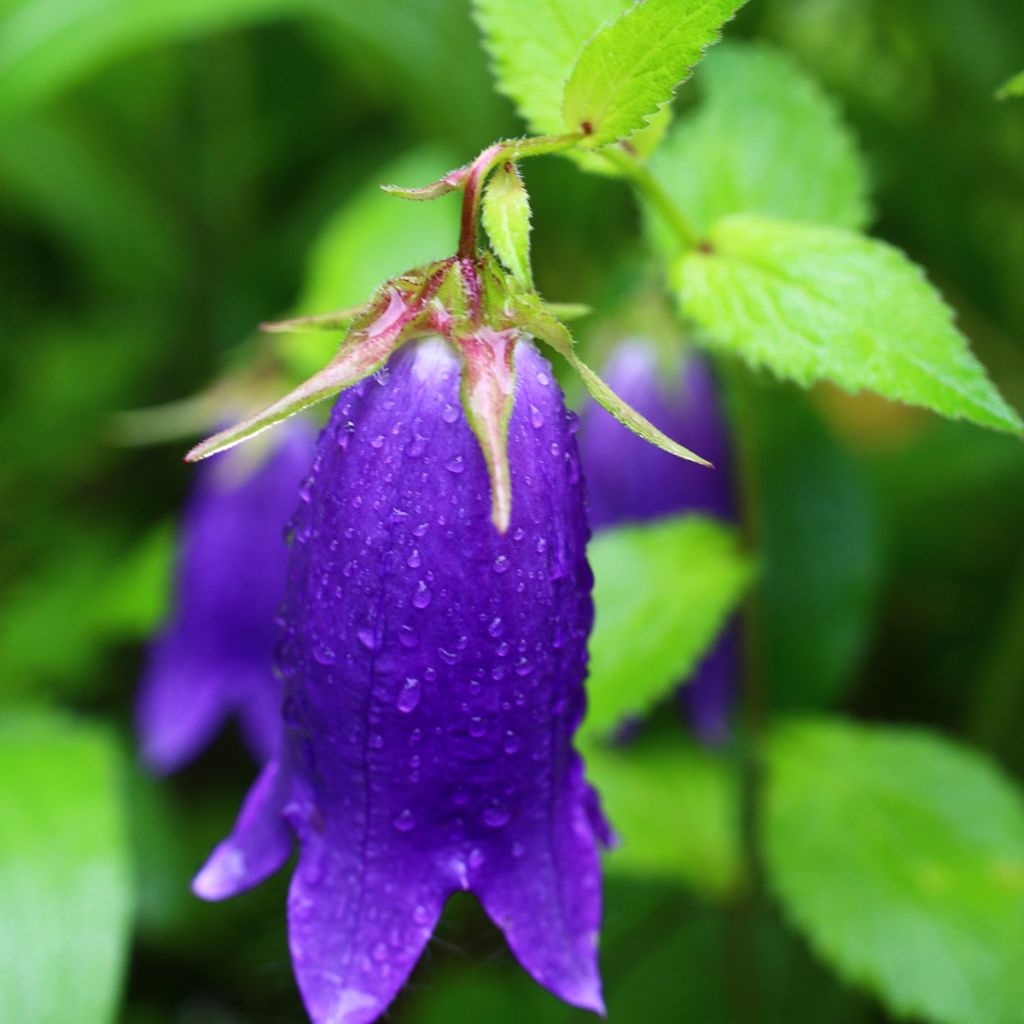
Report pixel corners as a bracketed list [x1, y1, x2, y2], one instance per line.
[280, 148, 458, 380]
[651, 42, 869, 237]
[0, 0, 303, 122]
[0, 113, 182, 285]
[0, 712, 133, 1024]
[762, 717, 1024, 1024]
[676, 215, 1023, 434]
[587, 740, 742, 899]
[748, 384, 880, 709]
[996, 69, 1024, 99]
[584, 516, 754, 740]
[563, 0, 746, 146]
[472, 0, 628, 136]
[93, 520, 175, 637]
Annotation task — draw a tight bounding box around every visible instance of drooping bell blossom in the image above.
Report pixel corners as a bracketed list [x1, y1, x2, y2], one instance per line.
[137, 421, 313, 772]
[185, 147, 710, 1024]
[579, 340, 739, 743]
[194, 337, 609, 1022]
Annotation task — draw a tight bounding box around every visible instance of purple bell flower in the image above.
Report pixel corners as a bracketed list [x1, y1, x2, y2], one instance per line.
[579, 340, 739, 743]
[194, 338, 606, 1023]
[137, 422, 313, 773]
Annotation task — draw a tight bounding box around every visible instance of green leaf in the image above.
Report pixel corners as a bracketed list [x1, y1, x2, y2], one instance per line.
[0, 712, 134, 1024]
[587, 740, 742, 899]
[651, 42, 869, 237]
[0, 0, 304, 122]
[562, 0, 746, 147]
[676, 215, 1023, 434]
[584, 516, 754, 740]
[482, 162, 533, 287]
[471, 0, 629, 136]
[762, 718, 1024, 1024]
[997, 69, 1024, 99]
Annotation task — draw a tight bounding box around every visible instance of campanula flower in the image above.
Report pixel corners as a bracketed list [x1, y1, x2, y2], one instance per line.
[137, 422, 312, 772]
[579, 340, 738, 742]
[194, 337, 607, 1023]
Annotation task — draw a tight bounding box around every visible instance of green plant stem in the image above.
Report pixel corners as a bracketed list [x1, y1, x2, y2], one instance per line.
[458, 133, 582, 258]
[602, 147, 700, 250]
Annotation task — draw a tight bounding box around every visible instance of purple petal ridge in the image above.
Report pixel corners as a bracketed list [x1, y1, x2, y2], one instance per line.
[196, 338, 604, 1023]
[579, 340, 739, 743]
[137, 421, 313, 773]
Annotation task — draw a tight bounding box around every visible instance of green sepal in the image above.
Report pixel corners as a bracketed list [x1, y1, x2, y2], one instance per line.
[481, 161, 533, 288]
[512, 293, 713, 466]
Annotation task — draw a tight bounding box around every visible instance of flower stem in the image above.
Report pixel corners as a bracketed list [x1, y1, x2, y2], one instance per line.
[602, 147, 701, 251]
[458, 133, 583, 259]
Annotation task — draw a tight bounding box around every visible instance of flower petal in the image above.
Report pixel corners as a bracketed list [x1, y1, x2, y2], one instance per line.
[193, 757, 294, 900]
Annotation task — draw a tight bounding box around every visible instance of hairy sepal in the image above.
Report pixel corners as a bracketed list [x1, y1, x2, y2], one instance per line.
[186, 281, 435, 463]
[513, 295, 713, 467]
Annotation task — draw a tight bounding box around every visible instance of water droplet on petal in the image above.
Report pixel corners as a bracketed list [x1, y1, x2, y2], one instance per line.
[392, 809, 416, 832]
[493, 554, 510, 574]
[406, 548, 422, 568]
[442, 403, 460, 424]
[503, 731, 521, 754]
[357, 626, 380, 651]
[536, 370, 551, 386]
[438, 647, 459, 666]
[398, 625, 418, 648]
[482, 804, 510, 829]
[370, 434, 385, 449]
[487, 617, 504, 638]
[397, 678, 421, 713]
[412, 581, 433, 608]
[529, 404, 544, 429]
[313, 642, 336, 665]
[445, 455, 465, 474]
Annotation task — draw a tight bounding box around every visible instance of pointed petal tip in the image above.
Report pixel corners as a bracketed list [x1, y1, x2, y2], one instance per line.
[191, 845, 245, 902]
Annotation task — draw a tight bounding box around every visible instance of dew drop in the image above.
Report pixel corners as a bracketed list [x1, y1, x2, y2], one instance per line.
[445, 455, 465, 474]
[493, 554, 510, 574]
[487, 617, 504, 638]
[406, 548, 422, 568]
[536, 370, 551, 386]
[412, 581, 433, 609]
[392, 809, 416, 832]
[529, 404, 544, 429]
[357, 626, 380, 651]
[468, 847, 486, 869]
[412, 905, 431, 926]
[370, 434, 385, 449]
[405, 436, 427, 458]
[438, 647, 459, 666]
[441, 403, 460, 424]
[482, 804, 510, 829]
[503, 731, 521, 755]
[397, 678, 422, 713]
[313, 642, 336, 665]
[468, 716, 487, 738]
[413, 522, 429, 537]
[514, 657, 533, 677]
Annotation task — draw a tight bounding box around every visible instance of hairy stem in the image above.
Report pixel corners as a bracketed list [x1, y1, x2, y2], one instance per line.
[457, 133, 583, 259]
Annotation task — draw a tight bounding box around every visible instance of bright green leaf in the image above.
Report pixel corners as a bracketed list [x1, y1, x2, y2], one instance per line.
[584, 516, 754, 740]
[588, 740, 742, 899]
[472, 0, 629, 136]
[762, 718, 1024, 1024]
[0, 712, 133, 1024]
[482, 162, 533, 287]
[997, 69, 1024, 99]
[563, 0, 746, 147]
[651, 42, 869, 237]
[676, 214, 1023, 434]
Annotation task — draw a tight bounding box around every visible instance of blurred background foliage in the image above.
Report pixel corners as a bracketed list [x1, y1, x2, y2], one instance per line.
[1, 1, 1023, 1022]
